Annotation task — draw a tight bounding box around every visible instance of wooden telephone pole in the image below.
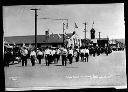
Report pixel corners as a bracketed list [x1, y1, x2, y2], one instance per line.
[30, 8, 40, 54]
[83, 22, 87, 46]
[63, 23, 65, 47]
[99, 32, 101, 47]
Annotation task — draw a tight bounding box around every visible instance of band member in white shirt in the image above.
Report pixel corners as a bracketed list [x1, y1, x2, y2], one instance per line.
[62, 47, 68, 66]
[84, 47, 89, 62]
[74, 48, 79, 62]
[21, 47, 28, 66]
[80, 47, 85, 62]
[37, 49, 43, 64]
[51, 48, 56, 63]
[44, 47, 51, 66]
[30, 49, 36, 66]
[68, 47, 74, 64]
[56, 48, 61, 64]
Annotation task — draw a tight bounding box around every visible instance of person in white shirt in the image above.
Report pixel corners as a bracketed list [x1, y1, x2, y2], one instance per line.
[30, 49, 36, 66]
[37, 49, 43, 64]
[44, 47, 51, 66]
[84, 47, 89, 62]
[62, 47, 68, 66]
[51, 48, 56, 63]
[74, 48, 80, 62]
[56, 48, 61, 64]
[21, 47, 28, 66]
[68, 47, 73, 64]
[80, 47, 85, 62]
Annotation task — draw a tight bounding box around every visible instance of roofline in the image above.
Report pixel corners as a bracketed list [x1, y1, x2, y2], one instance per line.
[4, 33, 73, 38]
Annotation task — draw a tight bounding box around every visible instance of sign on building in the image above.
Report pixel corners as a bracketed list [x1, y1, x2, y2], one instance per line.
[91, 39, 97, 43]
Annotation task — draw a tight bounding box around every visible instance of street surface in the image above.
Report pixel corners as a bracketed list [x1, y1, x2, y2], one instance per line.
[4, 51, 126, 90]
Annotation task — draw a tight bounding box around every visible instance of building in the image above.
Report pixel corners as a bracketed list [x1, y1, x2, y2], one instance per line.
[109, 39, 125, 50]
[4, 31, 81, 49]
[81, 26, 109, 47]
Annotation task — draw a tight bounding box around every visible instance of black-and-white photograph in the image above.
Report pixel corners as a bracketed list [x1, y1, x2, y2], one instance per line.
[3, 4, 126, 91]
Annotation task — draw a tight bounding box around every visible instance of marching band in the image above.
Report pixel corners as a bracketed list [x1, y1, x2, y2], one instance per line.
[4, 44, 113, 67]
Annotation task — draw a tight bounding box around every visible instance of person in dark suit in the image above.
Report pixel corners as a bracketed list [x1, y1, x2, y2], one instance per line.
[4, 50, 11, 67]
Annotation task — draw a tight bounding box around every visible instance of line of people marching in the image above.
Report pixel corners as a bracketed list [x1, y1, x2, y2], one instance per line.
[20, 46, 90, 66]
[4, 45, 112, 67]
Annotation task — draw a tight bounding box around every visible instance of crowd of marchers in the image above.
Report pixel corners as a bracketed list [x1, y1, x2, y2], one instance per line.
[4, 45, 113, 67]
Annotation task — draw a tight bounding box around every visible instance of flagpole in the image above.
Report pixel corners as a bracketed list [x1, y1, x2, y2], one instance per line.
[74, 22, 75, 32]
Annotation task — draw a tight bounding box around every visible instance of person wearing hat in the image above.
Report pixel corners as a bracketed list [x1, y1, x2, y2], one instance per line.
[21, 47, 28, 66]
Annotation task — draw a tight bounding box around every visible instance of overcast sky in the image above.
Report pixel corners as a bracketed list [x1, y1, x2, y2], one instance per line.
[3, 4, 124, 39]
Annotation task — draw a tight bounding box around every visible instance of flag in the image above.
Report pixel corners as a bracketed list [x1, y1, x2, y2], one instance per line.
[93, 21, 94, 24]
[92, 21, 94, 28]
[13, 41, 16, 46]
[75, 22, 78, 28]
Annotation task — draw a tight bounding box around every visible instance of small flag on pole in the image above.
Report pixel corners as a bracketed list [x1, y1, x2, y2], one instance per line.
[92, 21, 94, 28]
[13, 41, 16, 46]
[75, 22, 78, 28]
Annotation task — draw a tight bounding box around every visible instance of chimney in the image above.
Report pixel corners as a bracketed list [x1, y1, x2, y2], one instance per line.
[45, 30, 49, 42]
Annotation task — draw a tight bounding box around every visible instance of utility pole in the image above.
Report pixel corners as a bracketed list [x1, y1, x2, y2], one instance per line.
[107, 35, 109, 47]
[63, 23, 65, 47]
[83, 22, 87, 46]
[30, 8, 40, 54]
[99, 32, 101, 47]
